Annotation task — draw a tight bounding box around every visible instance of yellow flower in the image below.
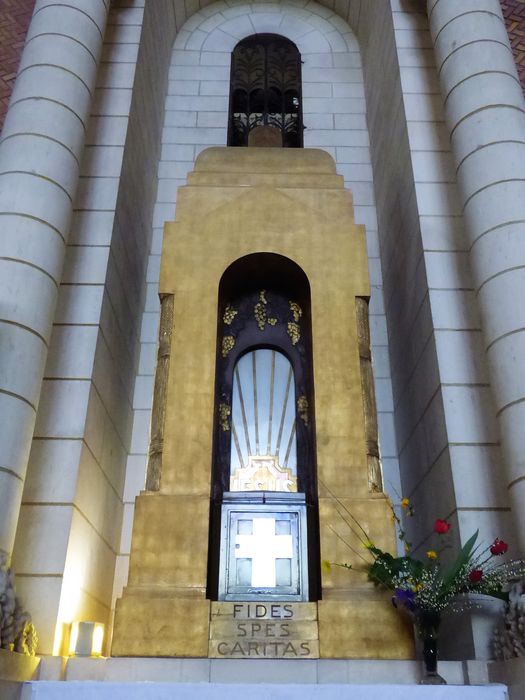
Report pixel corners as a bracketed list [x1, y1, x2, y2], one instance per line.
[363, 540, 375, 550]
[321, 560, 332, 572]
[413, 582, 423, 592]
[401, 498, 410, 509]
[426, 550, 438, 560]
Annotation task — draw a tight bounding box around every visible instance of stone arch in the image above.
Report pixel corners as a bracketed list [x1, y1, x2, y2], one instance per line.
[174, 1, 357, 55]
[163, 0, 368, 176]
[168, 2, 363, 155]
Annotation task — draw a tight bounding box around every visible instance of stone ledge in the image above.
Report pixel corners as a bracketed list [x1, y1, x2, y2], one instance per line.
[19, 680, 509, 700]
[0, 648, 40, 682]
[41, 656, 479, 685]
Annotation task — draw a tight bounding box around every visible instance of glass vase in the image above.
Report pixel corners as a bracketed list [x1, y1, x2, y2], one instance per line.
[415, 610, 447, 685]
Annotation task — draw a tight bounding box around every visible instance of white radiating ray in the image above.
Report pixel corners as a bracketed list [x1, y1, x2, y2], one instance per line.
[230, 349, 297, 485]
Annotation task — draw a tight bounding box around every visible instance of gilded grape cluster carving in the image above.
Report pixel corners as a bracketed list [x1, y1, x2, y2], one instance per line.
[287, 322, 300, 345]
[223, 304, 238, 325]
[254, 290, 268, 330]
[289, 301, 302, 322]
[219, 403, 231, 431]
[297, 395, 309, 425]
[222, 335, 235, 357]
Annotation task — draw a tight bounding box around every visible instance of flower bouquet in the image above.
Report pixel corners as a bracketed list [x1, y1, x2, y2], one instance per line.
[326, 498, 525, 684]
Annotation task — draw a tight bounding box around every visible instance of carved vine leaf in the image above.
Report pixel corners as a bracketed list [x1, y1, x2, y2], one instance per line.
[297, 395, 309, 425]
[219, 403, 231, 431]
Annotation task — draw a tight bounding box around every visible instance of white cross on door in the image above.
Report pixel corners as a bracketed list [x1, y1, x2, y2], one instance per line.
[235, 517, 293, 588]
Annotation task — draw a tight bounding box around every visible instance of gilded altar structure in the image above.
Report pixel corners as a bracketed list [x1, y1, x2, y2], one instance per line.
[112, 147, 413, 659]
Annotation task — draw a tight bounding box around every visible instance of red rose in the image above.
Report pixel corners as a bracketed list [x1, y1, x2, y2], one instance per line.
[468, 569, 483, 584]
[490, 538, 508, 556]
[434, 519, 450, 535]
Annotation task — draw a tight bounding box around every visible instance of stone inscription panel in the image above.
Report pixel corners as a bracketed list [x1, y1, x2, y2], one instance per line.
[209, 602, 319, 659]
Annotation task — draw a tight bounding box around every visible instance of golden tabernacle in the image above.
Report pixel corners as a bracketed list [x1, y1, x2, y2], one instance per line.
[112, 147, 413, 659]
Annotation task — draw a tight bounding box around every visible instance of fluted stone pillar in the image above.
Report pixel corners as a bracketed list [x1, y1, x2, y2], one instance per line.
[0, 0, 109, 556]
[427, 0, 525, 552]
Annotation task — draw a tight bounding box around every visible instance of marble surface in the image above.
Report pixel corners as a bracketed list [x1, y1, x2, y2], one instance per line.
[20, 681, 509, 700]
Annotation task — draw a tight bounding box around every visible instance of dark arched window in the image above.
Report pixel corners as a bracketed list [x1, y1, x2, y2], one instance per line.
[212, 254, 315, 501]
[208, 254, 319, 602]
[228, 34, 304, 148]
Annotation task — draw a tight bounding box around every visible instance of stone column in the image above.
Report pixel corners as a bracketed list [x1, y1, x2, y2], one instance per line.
[0, 0, 109, 556]
[427, 0, 525, 552]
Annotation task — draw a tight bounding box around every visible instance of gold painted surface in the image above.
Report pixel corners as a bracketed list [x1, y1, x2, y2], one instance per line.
[318, 495, 396, 593]
[112, 597, 210, 658]
[0, 648, 40, 681]
[356, 296, 383, 493]
[159, 149, 370, 499]
[248, 125, 282, 148]
[191, 146, 337, 173]
[114, 148, 406, 659]
[146, 293, 174, 491]
[318, 597, 414, 659]
[125, 494, 209, 590]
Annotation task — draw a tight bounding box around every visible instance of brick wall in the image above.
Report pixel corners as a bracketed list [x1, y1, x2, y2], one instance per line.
[501, 0, 525, 93]
[0, 0, 35, 131]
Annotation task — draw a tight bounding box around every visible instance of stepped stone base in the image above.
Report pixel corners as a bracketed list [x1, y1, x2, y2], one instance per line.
[20, 681, 508, 700]
[16, 658, 511, 700]
[37, 656, 490, 685]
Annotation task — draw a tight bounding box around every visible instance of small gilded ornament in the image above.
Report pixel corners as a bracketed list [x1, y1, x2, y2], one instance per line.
[297, 395, 309, 425]
[254, 302, 267, 330]
[254, 291, 268, 331]
[222, 335, 235, 357]
[289, 301, 302, 322]
[223, 304, 237, 325]
[268, 317, 277, 326]
[287, 321, 300, 345]
[219, 403, 231, 431]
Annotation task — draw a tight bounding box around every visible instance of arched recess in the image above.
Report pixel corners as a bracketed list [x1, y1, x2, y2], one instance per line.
[208, 252, 320, 602]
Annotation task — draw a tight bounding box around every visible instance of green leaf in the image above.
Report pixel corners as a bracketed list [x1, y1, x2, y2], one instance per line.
[367, 553, 424, 588]
[442, 530, 479, 590]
